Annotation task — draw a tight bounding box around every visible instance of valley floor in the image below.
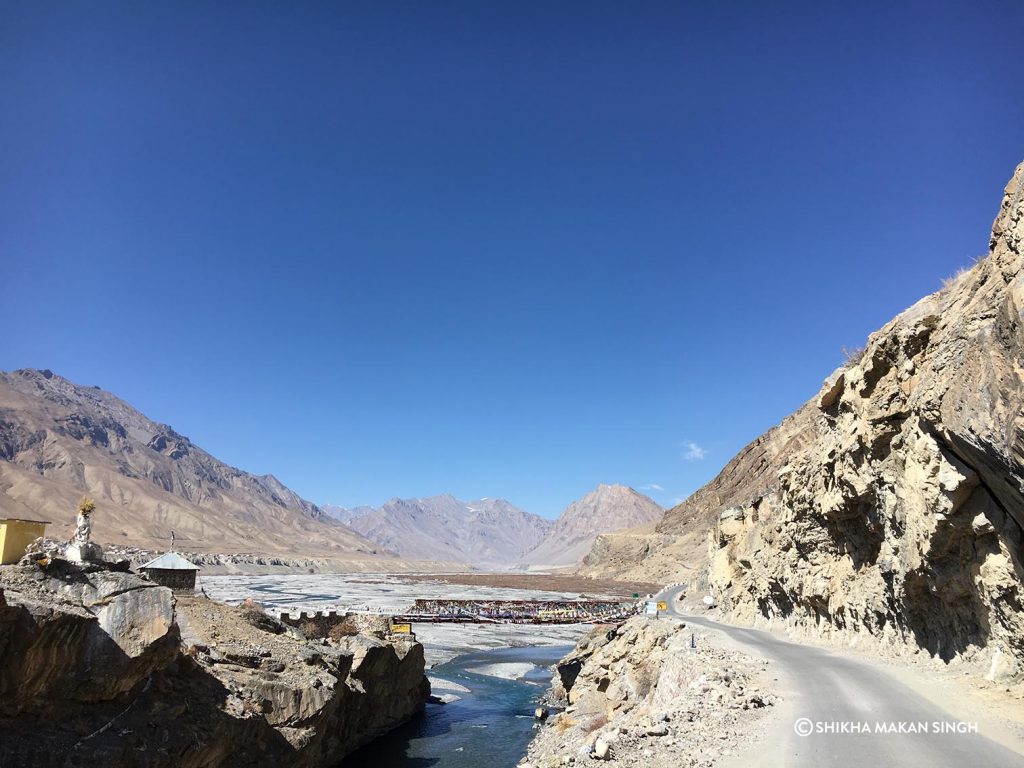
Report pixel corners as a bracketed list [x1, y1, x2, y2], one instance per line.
[391, 572, 661, 599]
[201, 572, 616, 666]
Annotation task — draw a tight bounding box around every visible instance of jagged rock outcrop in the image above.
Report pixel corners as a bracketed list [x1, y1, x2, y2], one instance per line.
[0, 562, 429, 767]
[0, 562, 179, 715]
[522, 485, 664, 568]
[0, 368, 387, 560]
[581, 162, 1024, 677]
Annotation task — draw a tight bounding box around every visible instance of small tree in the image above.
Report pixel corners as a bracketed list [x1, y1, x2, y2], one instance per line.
[841, 345, 865, 366]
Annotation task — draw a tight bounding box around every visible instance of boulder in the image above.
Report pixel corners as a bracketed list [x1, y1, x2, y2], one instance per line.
[0, 563, 178, 714]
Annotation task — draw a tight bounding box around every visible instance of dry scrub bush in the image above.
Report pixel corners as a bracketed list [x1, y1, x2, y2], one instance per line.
[553, 714, 578, 735]
[238, 603, 284, 635]
[328, 618, 361, 641]
[841, 345, 866, 366]
[942, 267, 971, 290]
[331, 613, 390, 639]
[633, 662, 658, 698]
[941, 253, 989, 292]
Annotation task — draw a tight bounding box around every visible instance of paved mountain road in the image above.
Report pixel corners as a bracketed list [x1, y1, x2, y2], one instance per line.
[655, 587, 1024, 767]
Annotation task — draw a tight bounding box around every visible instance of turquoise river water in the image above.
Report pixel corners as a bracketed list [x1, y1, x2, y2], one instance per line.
[340, 644, 570, 768]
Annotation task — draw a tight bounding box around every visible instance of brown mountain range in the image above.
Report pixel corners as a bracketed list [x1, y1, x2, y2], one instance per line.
[0, 368, 388, 561]
[326, 495, 551, 566]
[522, 484, 663, 568]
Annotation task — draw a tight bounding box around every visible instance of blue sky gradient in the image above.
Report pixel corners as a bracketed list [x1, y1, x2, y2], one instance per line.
[2, 2, 1023, 517]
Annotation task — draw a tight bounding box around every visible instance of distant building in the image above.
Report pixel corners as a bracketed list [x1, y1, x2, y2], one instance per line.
[0, 518, 50, 565]
[139, 551, 200, 591]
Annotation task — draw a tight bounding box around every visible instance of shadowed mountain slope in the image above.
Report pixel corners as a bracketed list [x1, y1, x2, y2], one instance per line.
[0, 369, 384, 559]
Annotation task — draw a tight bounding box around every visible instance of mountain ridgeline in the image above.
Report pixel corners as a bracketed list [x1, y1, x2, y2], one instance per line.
[0, 370, 662, 571]
[324, 495, 551, 565]
[521, 484, 664, 568]
[0, 369, 382, 560]
[326, 485, 664, 568]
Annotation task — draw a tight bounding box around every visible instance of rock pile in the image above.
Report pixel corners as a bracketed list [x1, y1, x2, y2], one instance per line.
[524, 617, 776, 768]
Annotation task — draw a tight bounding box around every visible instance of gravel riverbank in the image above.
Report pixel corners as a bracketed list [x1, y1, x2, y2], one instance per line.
[523, 617, 780, 768]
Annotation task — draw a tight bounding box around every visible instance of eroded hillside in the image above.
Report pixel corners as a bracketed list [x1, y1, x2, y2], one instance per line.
[0, 369, 384, 560]
[329, 494, 551, 566]
[583, 162, 1024, 675]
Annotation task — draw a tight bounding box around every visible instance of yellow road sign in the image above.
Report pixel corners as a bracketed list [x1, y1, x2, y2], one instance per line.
[656, 601, 667, 611]
[391, 622, 412, 634]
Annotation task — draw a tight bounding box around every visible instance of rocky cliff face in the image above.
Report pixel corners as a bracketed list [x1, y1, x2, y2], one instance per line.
[523, 485, 664, 568]
[329, 494, 552, 566]
[0, 562, 180, 718]
[0, 369, 384, 559]
[581, 163, 1024, 677]
[0, 561, 429, 767]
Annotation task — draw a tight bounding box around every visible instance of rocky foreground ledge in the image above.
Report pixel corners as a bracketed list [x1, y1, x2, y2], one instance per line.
[0, 561, 429, 767]
[524, 617, 777, 768]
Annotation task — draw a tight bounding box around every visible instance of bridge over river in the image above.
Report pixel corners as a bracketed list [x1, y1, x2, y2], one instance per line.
[392, 597, 640, 624]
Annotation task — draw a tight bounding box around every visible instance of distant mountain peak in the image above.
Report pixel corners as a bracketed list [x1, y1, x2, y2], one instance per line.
[323, 494, 551, 566]
[520, 483, 663, 567]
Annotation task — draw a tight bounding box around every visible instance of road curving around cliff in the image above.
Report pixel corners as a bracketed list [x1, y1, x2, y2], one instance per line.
[656, 586, 1024, 767]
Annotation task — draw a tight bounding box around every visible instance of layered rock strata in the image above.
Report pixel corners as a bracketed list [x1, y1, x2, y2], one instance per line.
[580, 163, 1024, 677]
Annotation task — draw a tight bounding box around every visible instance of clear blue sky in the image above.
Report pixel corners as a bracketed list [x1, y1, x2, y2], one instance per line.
[2, 2, 1022, 518]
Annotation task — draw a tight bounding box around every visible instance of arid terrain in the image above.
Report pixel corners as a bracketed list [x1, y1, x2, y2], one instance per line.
[520, 484, 664, 568]
[0, 369, 664, 575]
[579, 162, 1024, 683]
[393, 571, 660, 598]
[0, 369, 382, 558]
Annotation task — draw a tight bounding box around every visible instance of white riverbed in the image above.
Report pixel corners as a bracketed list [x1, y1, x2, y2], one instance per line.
[201, 573, 603, 665]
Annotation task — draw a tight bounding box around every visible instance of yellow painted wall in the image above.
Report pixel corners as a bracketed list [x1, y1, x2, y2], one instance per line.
[0, 520, 47, 565]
